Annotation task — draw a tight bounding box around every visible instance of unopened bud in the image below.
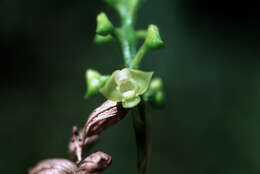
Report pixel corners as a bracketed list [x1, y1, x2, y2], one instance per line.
[155, 90, 165, 105]
[144, 24, 164, 49]
[85, 69, 109, 98]
[96, 12, 114, 36]
[143, 77, 165, 107]
[150, 78, 163, 90]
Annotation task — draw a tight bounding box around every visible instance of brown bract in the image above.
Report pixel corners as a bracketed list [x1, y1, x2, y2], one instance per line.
[77, 151, 112, 174]
[83, 100, 128, 139]
[69, 126, 99, 163]
[29, 159, 77, 174]
[68, 126, 84, 162]
[30, 100, 126, 174]
[69, 100, 127, 164]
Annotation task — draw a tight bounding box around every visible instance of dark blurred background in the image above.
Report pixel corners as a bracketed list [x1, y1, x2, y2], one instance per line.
[1, 0, 260, 173]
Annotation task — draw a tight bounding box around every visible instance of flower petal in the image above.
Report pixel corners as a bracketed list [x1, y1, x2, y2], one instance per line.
[100, 70, 123, 101]
[128, 69, 153, 95]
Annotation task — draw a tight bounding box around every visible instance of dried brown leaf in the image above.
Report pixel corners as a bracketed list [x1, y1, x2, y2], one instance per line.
[77, 151, 112, 174]
[29, 159, 76, 174]
[83, 100, 128, 139]
[69, 126, 99, 163]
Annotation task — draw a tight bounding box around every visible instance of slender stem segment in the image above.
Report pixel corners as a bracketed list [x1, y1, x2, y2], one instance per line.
[135, 30, 147, 39]
[118, 22, 137, 68]
[112, 1, 140, 68]
[132, 102, 151, 174]
[133, 44, 148, 69]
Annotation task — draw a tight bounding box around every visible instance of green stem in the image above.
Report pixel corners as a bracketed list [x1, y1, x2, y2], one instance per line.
[112, 25, 135, 68]
[132, 102, 151, 174]
[135, 30, 147, 39]
[111, 2, 139, 68]
[119, 20, 136, 68]
[132, 44, 148, 69]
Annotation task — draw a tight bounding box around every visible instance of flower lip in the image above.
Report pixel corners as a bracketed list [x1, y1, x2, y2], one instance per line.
[114, 69, 131, 84]
[119, 80, 136, 98]
[122, 90, 135, 99]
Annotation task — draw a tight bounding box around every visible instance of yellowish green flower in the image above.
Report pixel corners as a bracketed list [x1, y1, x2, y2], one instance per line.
[100, 68, 153, 108]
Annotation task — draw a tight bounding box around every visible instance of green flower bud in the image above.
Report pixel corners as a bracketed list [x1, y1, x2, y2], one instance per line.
[85, 69, 109, 98]
[143, 77, 165, 107]
[150, 77, 163, 89]
[144, 24, 164, 49]
[154, 90, 165, 105]
[100, 68, 153, 108]
[94, 34, 113, 44]
[96, 12, 114, 36]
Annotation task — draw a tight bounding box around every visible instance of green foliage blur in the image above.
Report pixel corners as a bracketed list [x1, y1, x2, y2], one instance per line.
[1, 0, 260, 174]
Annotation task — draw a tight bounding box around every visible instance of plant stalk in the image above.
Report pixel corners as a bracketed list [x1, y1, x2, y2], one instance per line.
[132, 102, 151, 174]
[113, 1, 152, 173]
